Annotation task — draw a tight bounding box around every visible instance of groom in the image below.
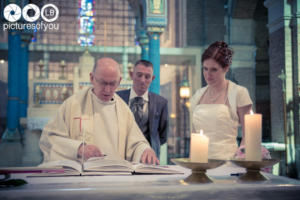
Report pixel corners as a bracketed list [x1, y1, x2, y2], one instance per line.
[117, 60, 168, 158]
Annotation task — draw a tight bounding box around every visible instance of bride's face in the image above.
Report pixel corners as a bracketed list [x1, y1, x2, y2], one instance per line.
[202, 58, 228, 86]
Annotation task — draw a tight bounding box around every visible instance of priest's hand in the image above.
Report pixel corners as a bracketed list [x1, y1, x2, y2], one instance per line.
[140, 148, 160, 165]
[77, 144, 103, 160]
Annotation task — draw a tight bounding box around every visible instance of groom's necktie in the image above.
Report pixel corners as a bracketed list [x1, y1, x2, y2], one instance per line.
[130, 97, 144, 126]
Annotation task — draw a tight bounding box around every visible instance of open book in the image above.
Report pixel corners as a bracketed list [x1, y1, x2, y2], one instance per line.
[35, 156, 182, 176]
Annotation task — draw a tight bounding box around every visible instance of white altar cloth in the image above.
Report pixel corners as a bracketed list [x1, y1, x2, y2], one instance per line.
[1, 162, 300, 200]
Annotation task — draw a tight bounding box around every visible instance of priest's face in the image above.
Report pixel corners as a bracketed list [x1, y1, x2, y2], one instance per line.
[90, 58, 122, 101]
[130, 64, 155, 96]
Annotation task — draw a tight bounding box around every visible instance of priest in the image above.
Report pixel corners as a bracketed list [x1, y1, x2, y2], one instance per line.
[39, 57, 159, 164]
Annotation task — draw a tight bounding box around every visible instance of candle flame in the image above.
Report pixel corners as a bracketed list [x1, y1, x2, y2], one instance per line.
[250, 110, 254, 115]
[200, 129, 203, 136]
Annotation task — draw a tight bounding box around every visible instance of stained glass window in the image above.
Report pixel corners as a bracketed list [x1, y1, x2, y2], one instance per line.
[78, 0, 95, 46]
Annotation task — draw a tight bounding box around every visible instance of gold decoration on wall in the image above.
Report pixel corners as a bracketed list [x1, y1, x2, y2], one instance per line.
[152, 0, 162, 14]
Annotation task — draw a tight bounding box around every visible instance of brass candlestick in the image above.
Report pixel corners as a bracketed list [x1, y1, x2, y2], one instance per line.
[230, 158, 280, 182]
[171, 158, 225, 183]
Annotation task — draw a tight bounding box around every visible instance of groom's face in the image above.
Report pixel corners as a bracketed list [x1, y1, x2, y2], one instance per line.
[130, 64, 155, 96]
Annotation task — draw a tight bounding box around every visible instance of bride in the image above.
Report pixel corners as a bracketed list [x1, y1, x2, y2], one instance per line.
[191, 41, 252, 160]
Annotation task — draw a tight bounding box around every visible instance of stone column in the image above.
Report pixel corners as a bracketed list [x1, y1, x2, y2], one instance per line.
[139, 29, 149, 61]
[265, 0, 290, 141]
[19, 34, 31, 119]
[143, 0, 168, 164]
[2, 31, 21, 140]
[148, 32, 161, 94]
[290, 0, 300, 179]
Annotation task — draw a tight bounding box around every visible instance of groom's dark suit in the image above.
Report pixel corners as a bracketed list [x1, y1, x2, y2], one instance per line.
[117, 89, 168, 157]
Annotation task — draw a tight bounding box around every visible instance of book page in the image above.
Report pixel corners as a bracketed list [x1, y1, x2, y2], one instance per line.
[132, 163, 183, 174]
[81, 171, 132, 176]
[83, 157, 133, 172]
[27, 171, 81, 177]
[39, 159, 83, 173]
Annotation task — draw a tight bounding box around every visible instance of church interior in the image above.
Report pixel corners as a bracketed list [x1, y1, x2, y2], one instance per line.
[0, 0, 300, 181]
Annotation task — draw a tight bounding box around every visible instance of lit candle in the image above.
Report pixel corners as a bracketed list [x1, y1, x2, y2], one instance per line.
[190, 129, 209, 163]
[245, 110, 262, 161]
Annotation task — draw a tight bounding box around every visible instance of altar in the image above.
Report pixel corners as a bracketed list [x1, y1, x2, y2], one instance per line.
[1, 163, 300, 200]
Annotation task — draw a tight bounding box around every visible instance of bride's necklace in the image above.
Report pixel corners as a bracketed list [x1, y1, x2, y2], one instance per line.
[207, 81, 228, 103]
[208, 90, 222, 103]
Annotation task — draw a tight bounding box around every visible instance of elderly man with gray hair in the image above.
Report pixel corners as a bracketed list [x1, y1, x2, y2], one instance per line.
[39, 57, 159, 164]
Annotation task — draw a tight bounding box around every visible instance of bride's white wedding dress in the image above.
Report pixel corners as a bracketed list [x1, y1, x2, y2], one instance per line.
[191, 81, 253, 160]
[192, 104, 238, 160]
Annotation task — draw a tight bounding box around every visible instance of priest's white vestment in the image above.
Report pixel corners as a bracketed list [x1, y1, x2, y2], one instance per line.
[39, 87, 150, 163]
